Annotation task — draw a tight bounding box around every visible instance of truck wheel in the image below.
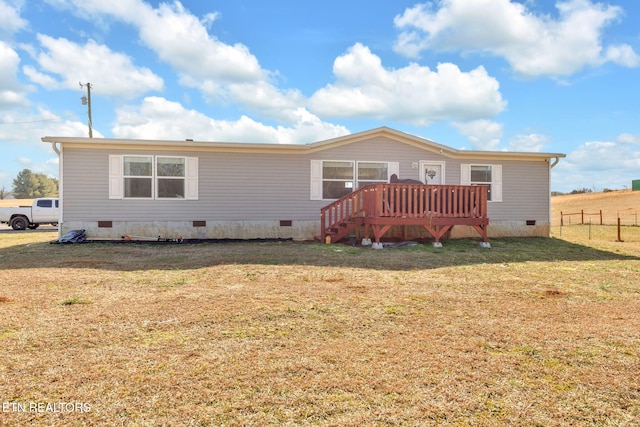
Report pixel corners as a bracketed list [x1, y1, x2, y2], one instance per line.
[10, 216, 29, 230]
[28, 224, 40, 229]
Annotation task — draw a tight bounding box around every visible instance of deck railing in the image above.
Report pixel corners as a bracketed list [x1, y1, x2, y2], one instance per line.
[320, 184, 488, 239]
[320, 185, 370, 240]
[374, 184, 488, 218]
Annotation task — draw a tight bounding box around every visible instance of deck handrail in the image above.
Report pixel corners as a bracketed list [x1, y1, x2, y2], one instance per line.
[374, 183, 488, 218]
[321, 184, 488, 240]
[320, 185, 372, 239]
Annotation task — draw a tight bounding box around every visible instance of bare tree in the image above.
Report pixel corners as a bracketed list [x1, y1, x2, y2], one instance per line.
[0, 186, 11, 199]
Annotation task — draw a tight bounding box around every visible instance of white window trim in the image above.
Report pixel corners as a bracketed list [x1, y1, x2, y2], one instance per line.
[460, 164, 502, 202]
[310, 160, 399, 200]
[109, 155, 198, 200]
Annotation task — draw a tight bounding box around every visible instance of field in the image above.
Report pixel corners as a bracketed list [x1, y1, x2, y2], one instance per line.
[552, 190, 640, 226]
[551, 190, 640, 243]
[1, 194, 640, 426]
[0, 199, 33, 208]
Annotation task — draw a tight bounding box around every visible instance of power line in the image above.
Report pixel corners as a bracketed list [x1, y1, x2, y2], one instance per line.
[0, 115, 75, 125]
[0, 113, 77, 125]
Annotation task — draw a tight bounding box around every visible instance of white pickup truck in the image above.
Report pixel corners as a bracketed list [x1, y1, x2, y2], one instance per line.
[0, 198, 60, 230]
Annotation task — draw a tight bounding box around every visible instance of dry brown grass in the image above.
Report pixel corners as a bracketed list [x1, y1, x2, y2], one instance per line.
[1, 231, 639, 426]
[552, 190, 640, 226]
[552, 190, 640, 243]
[0, 199, 33, 208]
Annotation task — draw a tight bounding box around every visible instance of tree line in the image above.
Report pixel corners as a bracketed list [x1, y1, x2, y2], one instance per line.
[0, 169, 58, 199]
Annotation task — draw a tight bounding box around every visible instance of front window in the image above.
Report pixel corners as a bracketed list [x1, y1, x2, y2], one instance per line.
[470, 165, 492, 201]
[121, 156, 188, 199]
[157, 157, 185, 199]
[124, 156, 152, 198]
[357, 162, 388, 188]
[313, 160, 394, 200]
[322, 161, 354, 199]
[110, 155, 197, 200]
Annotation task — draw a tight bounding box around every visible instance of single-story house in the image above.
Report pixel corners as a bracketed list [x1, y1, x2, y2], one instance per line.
[42, 127, 565, 243]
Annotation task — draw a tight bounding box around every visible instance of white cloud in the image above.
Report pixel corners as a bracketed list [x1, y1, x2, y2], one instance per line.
[0, 107, 93, 187]
[553, 136, 640, 191]
[50, 0, 264, 83]
[17, 157, 31, 166]
[0, 0, 27, 37]
[226, 81, 306, 124]
[0, 41, 29, 109]
[451, 119, 503, 150]
[605, 45, 640, 68]
[617, 133, 640, 145]
[508, 133, 550, 152]
[200, 12, 219, 30]
[112, 96, 349, 144]
[394, 0, 639, 78]
[309, 43, 506, 125]
[566, 140, 640, 170]
[0, 107, 96, 144]
[46, 0, 313, 122]
[13, 156, 60, 182]
[22, 67, 55, 90]
[130, 2, 264, 83]
[25, 35, 164, 98]
[274, 108, 350, 145]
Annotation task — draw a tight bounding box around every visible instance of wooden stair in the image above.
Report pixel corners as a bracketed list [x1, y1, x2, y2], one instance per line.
[324, 217, 364, 243]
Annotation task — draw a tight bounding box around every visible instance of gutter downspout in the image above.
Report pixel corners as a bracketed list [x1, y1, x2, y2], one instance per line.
[548, 156, 561, 237]
[48, 141, 62, 238]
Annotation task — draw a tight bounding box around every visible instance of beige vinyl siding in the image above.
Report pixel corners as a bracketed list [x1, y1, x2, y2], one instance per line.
[200, 152, 313, 220]
[490, 160, 550, 221]
[63, 148, 323, 222]
[61, 136, 552, 225]
[303, 136, 449, 181]
[61, 137, 451, 222]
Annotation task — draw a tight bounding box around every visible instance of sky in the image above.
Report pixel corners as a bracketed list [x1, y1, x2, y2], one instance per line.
[1, 0, 639, 194]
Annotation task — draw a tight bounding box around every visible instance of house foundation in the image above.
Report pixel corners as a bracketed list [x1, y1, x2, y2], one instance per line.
[59, 219, 549, 243]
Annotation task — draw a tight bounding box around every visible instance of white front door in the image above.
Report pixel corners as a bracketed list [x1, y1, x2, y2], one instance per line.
[421, 162, 444, 184]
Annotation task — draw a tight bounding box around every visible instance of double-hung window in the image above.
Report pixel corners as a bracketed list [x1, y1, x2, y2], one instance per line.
[310, 160, 398, 200]
[357, 162, 388, 188]
[123, 156, 153, 198]
[109, 155, 198, 200]
[157, 157, 186, 198]
[460, 164, 502, 202]
[321, 161, 355, 199]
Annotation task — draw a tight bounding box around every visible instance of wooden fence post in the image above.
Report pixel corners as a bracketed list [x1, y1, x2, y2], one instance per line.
[617, 217, 623, 242]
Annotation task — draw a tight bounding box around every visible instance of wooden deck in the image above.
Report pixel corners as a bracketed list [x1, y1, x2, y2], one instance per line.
[320, 183, 489, 245]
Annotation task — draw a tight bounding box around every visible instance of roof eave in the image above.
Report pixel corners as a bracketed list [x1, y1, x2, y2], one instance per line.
[41, 130, 566, 160]
[41, 136, 310, 153]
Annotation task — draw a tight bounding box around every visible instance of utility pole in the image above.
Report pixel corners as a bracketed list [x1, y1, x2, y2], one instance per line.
[79, 82, 93, 138]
